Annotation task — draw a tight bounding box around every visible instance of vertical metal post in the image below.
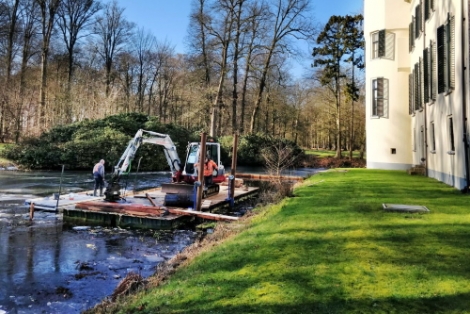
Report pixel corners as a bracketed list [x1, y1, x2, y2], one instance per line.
[196, 132, 207, 211]
[55, 164, 65, 212]
[226, 175, 235, 207]
[230, 133, 239, 203]
[193, 181, 201, 209]
[29, 203, 34, 221]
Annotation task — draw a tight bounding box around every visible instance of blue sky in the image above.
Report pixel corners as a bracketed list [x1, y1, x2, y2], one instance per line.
[115, 0, 363, 78]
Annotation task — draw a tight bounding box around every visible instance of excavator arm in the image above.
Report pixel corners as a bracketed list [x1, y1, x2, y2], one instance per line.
[140, 130, 182, 177]
[105, 129, 182, 201]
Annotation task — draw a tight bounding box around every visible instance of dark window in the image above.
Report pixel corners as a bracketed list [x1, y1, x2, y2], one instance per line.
[409, 73, 414, 115]
[423, 48, 429, 103]
[437, 15, 455, 94]
[415, 5, 422, 38]
[410, 18, 415, 51]
[449, 117, 455, 151]
[372, 30, 394, 59]
[424, 44, 436, 104]
[437, 25, 446, 93]
[378, 29, 385, 57]
[414, 63, 421, 110]
[372, 78, 389, 118]
[424, 0, 430, 20]
[431, 122, 436, 151]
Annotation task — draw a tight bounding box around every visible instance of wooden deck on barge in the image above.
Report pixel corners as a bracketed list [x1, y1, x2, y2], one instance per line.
[25, 184, 259, 230]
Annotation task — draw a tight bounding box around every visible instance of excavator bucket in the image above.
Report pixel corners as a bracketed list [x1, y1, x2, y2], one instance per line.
[161, 182, 220, 207]
[162, 183, 195, 207]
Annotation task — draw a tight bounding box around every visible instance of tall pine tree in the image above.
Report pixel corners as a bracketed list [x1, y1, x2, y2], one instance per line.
[312, 14, 364, 158]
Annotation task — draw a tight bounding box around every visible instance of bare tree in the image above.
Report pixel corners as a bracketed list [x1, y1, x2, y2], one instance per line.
[187, 0, 212, 86]
[201, 0, 234, 137]
[229, 0, 244, 134]
[147, 40, 174, 118]
[131, 27, 156, 112]
[56, 0, 101, 91]
[249, 0, 315, 133]
[36, 0, 62, 131]
[261, 139, 298, 200]
[0, 0, 21, 142]
[239, 0, 265, 134]
[15, 0, 41, 141]
[94, 0, 133, 98]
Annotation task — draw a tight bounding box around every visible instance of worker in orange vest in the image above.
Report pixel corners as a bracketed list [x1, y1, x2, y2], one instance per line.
[196, 155, 218, 187]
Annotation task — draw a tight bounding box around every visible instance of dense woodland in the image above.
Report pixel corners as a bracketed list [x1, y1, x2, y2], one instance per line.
[0, 0, 365, 155]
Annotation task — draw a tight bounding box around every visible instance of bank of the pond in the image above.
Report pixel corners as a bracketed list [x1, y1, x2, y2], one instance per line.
[86, 169, 470, 314]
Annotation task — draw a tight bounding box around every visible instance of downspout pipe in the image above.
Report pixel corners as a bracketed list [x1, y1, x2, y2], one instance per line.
[461, 0, 470, 192]
[422, 0, 428, 177]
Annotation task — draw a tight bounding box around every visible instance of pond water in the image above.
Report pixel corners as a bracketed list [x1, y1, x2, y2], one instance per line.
[0, 167, 322, 314]
[0, 170, 197, 314]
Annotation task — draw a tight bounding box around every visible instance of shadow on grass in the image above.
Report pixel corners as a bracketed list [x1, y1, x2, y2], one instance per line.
[136, 289, 470, 314]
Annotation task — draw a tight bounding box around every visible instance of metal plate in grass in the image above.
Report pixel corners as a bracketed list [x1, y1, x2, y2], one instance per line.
[382, 204, 430, 213]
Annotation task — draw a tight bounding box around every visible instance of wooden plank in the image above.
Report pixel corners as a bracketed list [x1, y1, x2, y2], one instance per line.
[74, 201, 238, 221]
[235, 173, 303, 181]
[166, 208, 238, 221]
[201, 200, 212, 209]
[76, 201, 164, 216]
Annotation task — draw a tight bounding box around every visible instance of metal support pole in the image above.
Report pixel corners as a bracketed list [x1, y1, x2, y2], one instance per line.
[230, 134, 239, 202]
[55, 164, 65, 213]
[196, 132, 207, 211]
[193, 181, 201, 210]
[226, 175, 235, 207]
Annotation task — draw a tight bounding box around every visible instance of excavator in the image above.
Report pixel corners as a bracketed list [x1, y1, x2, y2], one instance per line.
[104, 129, 225, 206]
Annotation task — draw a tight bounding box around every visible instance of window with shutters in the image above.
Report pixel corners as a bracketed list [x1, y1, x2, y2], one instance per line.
[409, 17, 415, 51]
[414, 63, 422, 111]
[415, 5, 422, 39]
[372, 78, 389, 118]
[437, 15, 455, 94]
[423, 42, 436, 104]
[431, 41, 437, 101]
[423, 48, 430, 103]
[371, 30, 394, 60]
[409, 73, 414, 115]
[424, 0, 434, 21]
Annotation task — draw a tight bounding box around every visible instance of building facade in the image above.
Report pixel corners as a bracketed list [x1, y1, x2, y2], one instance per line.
[364, 0, 470, 191]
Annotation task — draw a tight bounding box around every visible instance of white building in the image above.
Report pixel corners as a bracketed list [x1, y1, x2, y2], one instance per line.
[364, 0, 470, 191]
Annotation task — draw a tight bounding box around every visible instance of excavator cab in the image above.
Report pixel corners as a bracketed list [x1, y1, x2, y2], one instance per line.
[182, 142, 225, 183]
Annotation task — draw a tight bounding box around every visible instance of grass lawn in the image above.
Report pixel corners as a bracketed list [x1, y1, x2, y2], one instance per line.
[90, 169, 470, 314]
[305, 149, 363, 158]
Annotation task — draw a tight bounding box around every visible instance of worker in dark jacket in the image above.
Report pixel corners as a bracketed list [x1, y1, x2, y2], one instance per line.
[92, 159, 105, 196]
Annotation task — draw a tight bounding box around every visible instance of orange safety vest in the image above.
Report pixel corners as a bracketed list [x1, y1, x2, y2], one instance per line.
[203, 160, 217, 177]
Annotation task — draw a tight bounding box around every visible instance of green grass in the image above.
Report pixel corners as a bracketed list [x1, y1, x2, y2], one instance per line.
[102, 169, 470, 314]
[305, 149, 363, 158]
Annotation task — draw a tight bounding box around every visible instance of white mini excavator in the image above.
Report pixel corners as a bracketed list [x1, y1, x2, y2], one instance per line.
[104, 129, 225, 206]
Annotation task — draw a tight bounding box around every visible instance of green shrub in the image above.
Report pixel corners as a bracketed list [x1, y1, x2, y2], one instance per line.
[5, 112, 304, 170]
